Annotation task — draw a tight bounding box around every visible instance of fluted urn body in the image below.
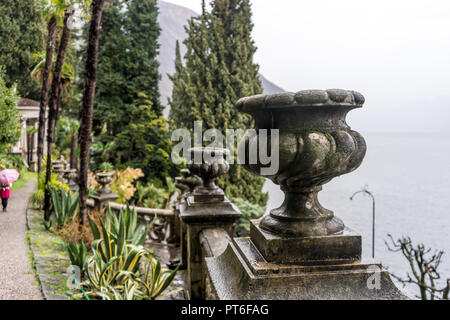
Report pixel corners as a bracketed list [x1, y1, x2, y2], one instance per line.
[187, 147, 230, 202]
[237, 89, 367, 237]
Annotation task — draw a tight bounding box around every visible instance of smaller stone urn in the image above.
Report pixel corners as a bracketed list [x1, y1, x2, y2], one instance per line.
[91, 172, 118, 210]
[187, 147, 230, 202]
[53, 164, 65, 179]
[95, 172, 114, 195]
[63, 169, 78, 192]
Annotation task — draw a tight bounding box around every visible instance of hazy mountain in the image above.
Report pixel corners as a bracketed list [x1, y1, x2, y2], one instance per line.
[157, 0, 284, 116]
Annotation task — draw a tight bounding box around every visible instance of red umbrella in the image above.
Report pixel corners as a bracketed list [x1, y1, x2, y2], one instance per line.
[0, 169, 20, 185]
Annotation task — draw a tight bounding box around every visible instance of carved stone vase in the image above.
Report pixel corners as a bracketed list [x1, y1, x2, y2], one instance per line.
[95, 172, 114, 195]
[237, 89, 367, 238]
[187, 147, 230, 202]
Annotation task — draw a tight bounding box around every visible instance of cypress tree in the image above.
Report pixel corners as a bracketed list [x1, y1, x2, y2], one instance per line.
[93, 0, 130, 136]
[0, 0, 45, 99]
[169, 0, 267, 205]
[125, 0, 162, 115]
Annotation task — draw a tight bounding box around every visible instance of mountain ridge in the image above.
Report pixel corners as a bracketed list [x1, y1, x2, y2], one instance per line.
[156, 0, 284, 116]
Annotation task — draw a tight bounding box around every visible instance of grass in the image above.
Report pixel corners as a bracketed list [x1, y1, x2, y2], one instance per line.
[11, 171, 37, 191]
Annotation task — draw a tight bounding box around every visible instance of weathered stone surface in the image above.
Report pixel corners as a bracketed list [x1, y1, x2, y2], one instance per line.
[237, 88, 367, 237]
[181, 197, 241, 300]
[205, 238, 408, 300]
[237, 89, 365, 112]
[250, 220, 361, 265]
[26, 208, 73, 300]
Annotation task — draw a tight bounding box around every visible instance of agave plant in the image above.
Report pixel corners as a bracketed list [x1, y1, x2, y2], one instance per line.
[89, 205, 152, 246]
[135, 255, 180, 300]
[50, 186, 79, 227]
[67, 241, 88, 272]
[80, 206, 179, 300]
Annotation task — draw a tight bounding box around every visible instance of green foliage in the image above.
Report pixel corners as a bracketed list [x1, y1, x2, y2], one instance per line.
[86, 0, 173, 183]
[0, 154, 25, 171]
[125, 0, 162, 115]
[67, 241, 88, 271]
[54, 116, 79, 156]
[49, 186, 79, 227]
[33, 161, 69, 207]
[43, 219, 53, 232]
[89, 205, 151, 247]
[80, 207, 179, 300]
[98, 162, 113, 172]
[114, 93, 177, 183]
[169, 0, 267, 205]
[134, 177, 175, 209]
[232, 197, 266, 237]
[0, 70, 21, 154]
[0, 0, 45, 99]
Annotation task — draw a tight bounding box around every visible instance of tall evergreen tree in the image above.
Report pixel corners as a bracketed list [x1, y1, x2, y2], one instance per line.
[169, 0, 267, 205]
[0, 0, 45, 99]
[93, 0, 162, 132]
[90, 0, 169, 182]
[92, 0, 130, 136]
[125, 0, 162, 115]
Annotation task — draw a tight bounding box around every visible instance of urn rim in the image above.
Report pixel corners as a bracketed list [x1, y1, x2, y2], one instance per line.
[236, 89, 365, 112]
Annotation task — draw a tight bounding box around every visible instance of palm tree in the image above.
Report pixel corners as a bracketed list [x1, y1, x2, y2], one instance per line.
[36, 0, 70, 174]
[56, 117, 79, 169]
[43, 6, 77, 219]
[78, 0, 106, 224]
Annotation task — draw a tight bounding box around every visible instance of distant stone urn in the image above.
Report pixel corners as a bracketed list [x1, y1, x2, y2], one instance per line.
[237, 89, 367, 237]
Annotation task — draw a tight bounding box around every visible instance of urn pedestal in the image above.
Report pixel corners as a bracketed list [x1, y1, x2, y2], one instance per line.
[204, 89, 407, 300]
[180, 148, 241, 300]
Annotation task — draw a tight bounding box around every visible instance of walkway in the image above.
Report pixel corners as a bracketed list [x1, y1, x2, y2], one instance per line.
[0, 179, 42, 300]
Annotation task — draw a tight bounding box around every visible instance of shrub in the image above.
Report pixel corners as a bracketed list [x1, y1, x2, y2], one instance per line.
[110, 168, 144, 203]
[50, 187, 79, 227]
[76, 206, 179, 300]
[0, 68, 21, 154]
[55, 209, 103, 249]
[66, 241, 88, 273]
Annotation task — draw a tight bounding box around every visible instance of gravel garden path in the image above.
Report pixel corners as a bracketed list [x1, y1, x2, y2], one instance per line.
[0, 179, 43, 300]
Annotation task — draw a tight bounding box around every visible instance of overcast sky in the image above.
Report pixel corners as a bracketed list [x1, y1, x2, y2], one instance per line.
[164, 0, 450, 132]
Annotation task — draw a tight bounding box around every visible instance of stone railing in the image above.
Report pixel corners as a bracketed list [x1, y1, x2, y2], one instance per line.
[55, 165, 179, 245]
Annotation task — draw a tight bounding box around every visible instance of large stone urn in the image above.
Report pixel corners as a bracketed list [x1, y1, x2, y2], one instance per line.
[237, 89, 366, 238]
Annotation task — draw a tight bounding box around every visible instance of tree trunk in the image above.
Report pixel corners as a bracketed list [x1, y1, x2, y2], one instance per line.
[79, 0, 106, 224]
[37, 16, 57, 174]
[43, 9, 75, 220]
[70, 129, 77, 170]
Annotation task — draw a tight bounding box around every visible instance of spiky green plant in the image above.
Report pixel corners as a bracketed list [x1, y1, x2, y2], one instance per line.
[67, 241, 88, 272]
[50, 186, 79, 227]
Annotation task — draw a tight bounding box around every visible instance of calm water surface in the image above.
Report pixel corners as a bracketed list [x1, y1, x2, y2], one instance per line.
[263, 132, 450, 296]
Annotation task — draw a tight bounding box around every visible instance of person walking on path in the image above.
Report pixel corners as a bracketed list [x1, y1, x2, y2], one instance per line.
[1, 184, 11, 212]
[0, 179, 42, 300]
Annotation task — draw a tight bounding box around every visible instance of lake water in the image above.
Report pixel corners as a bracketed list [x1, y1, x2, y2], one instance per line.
[263, 132, 450, 297]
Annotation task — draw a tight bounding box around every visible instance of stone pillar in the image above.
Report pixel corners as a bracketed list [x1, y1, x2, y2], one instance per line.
[175, 168, 203, 269]
[90, 172, 119, 211]
[204, 90, 407, 300]
[53, 164, 65, 180]
[180, 147, 241, 300]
